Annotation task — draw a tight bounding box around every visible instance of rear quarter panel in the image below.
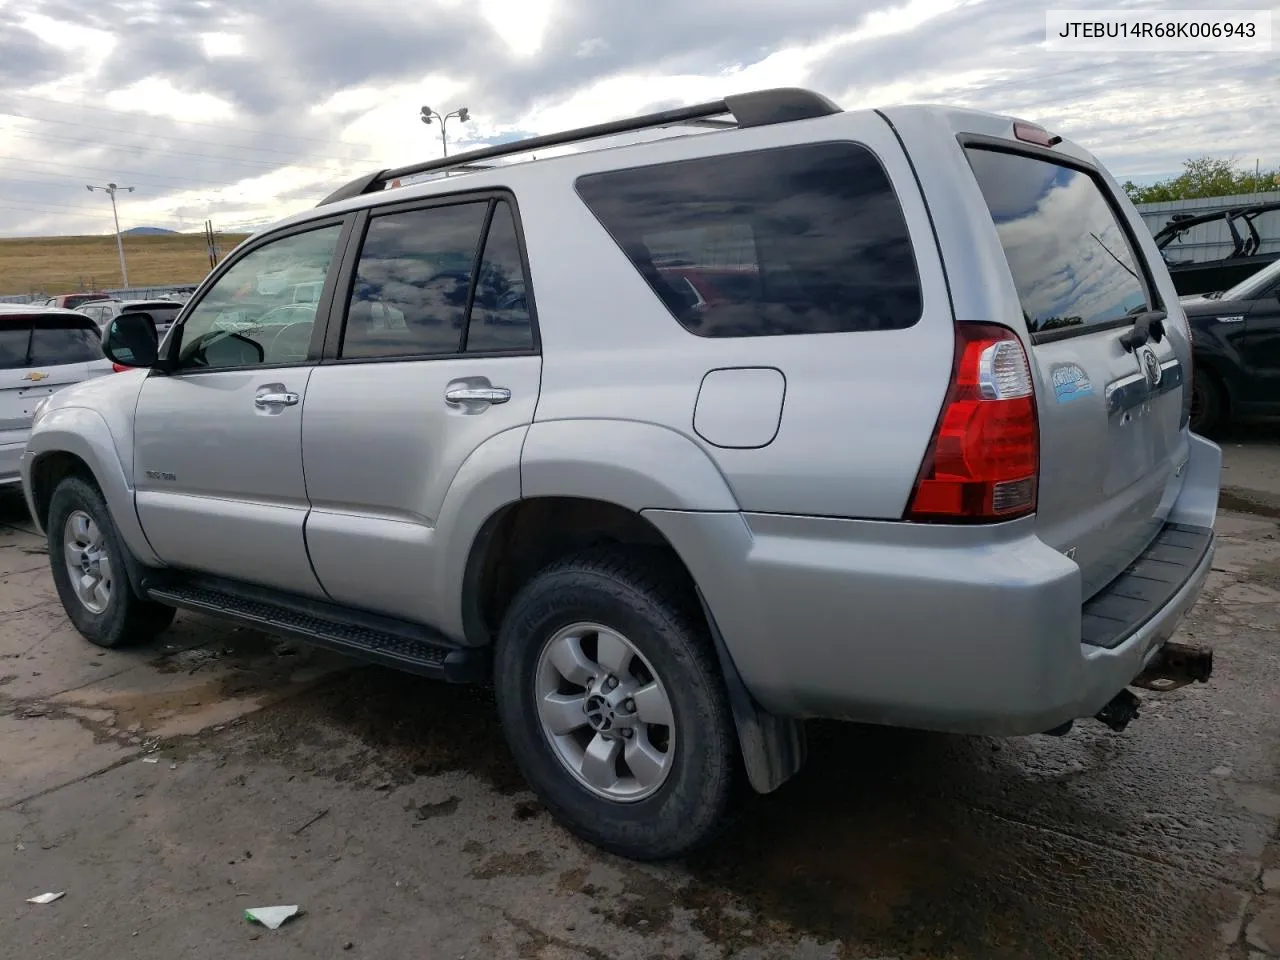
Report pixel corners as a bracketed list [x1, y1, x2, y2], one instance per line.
[517, 110, 955, 520]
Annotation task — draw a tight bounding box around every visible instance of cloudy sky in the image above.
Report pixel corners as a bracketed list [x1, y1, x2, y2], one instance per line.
[0, 0, 1276, 238]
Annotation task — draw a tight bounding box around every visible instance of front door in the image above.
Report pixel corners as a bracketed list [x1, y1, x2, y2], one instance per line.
[133, 221, 347, 596]
[1238, 275, 1280, 405]
[301, 196, 542, 626]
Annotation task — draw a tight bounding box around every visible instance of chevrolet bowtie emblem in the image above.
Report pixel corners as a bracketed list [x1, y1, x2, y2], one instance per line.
[24, 371, 49, 381]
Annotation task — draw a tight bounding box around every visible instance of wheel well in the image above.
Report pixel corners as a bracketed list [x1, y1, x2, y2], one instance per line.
[29, 452, 98, 530]
[461, 497, 695, 645]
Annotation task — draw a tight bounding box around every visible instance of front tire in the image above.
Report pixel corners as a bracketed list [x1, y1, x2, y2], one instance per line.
[47, 476, 176, 648]
[494, 547, 736, 860]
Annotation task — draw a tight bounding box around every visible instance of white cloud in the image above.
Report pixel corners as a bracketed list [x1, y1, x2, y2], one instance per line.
[0, 0, 1276, 249]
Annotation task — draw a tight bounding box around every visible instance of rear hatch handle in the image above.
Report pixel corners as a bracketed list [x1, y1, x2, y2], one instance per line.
[1118, 308, 1167, 353]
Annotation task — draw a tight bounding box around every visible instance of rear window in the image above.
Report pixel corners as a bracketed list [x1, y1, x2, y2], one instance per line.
[0, 327, 29, 370]
[964, 148, 1151, 337]
[0, 316, 102, 369]
[575, 142, 923, 338]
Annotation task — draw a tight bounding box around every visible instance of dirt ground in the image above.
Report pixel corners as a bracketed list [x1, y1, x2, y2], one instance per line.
[3, 428, 1280, 959]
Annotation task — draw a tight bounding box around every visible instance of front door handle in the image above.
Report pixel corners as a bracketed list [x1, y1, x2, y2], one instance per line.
[255, 391, 300, 408]
[444, 386, 511, 406]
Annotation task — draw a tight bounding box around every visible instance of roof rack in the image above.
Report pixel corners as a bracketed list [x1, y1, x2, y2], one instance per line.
[317, 87, 841, 206]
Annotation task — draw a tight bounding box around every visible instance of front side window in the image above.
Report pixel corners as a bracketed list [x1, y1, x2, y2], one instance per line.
[575, 142, 923, 338]
[965, 148, 1151, 336]
[175, 224, 343, 370]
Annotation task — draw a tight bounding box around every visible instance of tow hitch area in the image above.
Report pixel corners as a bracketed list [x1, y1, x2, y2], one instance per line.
[1095, 689, 1142, 732]
[1132, 640, 1214, 692]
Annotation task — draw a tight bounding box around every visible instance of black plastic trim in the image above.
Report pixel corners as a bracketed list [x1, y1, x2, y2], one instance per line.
[1081, 523, 1213, 650]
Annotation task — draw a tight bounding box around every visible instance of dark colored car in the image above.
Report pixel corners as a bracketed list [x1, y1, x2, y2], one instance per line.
[1183, 257, 1280, 435]
[1154, 200, 1280, 297]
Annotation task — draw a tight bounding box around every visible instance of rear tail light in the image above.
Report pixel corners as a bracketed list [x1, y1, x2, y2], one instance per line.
[907, 323, 1039, 522]
[111, 363, 130, 373]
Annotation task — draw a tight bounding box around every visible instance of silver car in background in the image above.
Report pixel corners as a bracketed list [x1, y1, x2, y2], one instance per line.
[1, 305, 113, 485]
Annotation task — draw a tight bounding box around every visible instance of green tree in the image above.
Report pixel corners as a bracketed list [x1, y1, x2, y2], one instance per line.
[1122, 156, 1280, 203]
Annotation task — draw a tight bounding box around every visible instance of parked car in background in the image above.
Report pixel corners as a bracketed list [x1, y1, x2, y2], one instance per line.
[1183, 257, 1280, 435]
[77, 299, 184, 341]
[42, 292, 114, 311]
[1, 305, 113, 486]
[21, 89, 1219, 861]
[1154, 200, 1280, 297]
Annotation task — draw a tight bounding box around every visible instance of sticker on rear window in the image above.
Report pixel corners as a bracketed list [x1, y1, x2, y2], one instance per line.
[1050, 363, 1093, 403]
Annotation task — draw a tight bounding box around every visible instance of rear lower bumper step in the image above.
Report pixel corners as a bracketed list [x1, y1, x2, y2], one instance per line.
[147, 582, 486, 683]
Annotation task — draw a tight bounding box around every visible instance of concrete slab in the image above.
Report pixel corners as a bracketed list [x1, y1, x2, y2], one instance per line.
[0, 712, 133, 808]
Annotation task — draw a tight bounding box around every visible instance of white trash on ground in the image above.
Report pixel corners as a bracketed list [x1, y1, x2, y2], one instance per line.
[244, 905, 299, 929]
[27, 892, 65, 904]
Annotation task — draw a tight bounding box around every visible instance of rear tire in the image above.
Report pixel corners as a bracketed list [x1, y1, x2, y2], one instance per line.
[47, 476, 177, 649]
[493, 546, 736, 860]
[1190, 370, 1225, 437]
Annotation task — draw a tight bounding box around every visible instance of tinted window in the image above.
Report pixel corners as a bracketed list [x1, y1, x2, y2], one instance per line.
[176, 224, 342, 370]
[29, 318, 102, 365]
[341, 203, 488, 360]
[0, 326, 30, 370]
[465, 201, 534, 352]
[575, 142, 922, 337]
[965, 148, 1150, 336]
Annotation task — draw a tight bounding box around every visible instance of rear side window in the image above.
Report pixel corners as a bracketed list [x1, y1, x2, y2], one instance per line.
[575, 142, 923, 338]
[964, 148, 1151, 337]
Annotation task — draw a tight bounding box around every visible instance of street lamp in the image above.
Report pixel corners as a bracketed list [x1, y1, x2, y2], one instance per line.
[86, 182, 135, 288]
[420, 105, 471, 157]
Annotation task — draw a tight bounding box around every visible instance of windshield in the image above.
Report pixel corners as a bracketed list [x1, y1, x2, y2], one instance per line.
[1218, 258, 1280, 301]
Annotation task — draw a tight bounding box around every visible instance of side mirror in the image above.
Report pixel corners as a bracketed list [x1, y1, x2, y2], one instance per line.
[102, 312, 159, 368]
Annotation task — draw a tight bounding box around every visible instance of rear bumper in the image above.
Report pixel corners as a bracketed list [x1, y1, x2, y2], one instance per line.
[0, 440, 26, 486]
[643, 435, 1221, 737]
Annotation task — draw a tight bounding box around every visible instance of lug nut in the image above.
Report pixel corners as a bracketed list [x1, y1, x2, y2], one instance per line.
[606, 676, 619, 690]
[624, 699, 635, 712]
[621, 728, 634, 739]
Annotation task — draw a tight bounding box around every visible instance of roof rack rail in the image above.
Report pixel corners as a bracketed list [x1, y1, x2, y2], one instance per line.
[317, 87, 840, 206]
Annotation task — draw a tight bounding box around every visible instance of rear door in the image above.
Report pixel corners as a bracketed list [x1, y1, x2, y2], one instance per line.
[964, 147, 1187, 598]
[301, 195, 541, 626]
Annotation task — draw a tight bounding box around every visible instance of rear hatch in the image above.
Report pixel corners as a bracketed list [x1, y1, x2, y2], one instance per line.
[963, 146, 1187, 599]
[0, 313, 113, 445]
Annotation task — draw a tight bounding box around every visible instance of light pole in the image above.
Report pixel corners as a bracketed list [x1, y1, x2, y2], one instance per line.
[420, 105, 471, 157]
[86, 182, 135, 288]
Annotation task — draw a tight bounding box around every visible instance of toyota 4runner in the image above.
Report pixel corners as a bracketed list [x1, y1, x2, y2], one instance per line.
[21, 88, 1221, 860]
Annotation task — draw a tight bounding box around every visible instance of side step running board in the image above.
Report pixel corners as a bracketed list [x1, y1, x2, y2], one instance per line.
[147, 581, 486, 683]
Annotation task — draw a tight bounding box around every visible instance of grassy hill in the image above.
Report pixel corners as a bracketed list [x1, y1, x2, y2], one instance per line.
[0, 232, 252, 296]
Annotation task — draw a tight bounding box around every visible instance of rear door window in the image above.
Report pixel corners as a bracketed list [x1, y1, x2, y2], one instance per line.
[964, 148, 1153, 338]
[575, 142, 923, 338]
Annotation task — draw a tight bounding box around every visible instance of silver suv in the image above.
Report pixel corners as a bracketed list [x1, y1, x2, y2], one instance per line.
[21, 88, 1221, 860]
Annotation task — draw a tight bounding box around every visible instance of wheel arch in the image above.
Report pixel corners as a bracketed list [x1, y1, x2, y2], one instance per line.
[24, 409, 162, 568]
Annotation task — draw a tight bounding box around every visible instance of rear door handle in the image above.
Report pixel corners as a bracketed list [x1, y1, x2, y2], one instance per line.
[444, 386, 511, 405]
[255, 391, 300, 407]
